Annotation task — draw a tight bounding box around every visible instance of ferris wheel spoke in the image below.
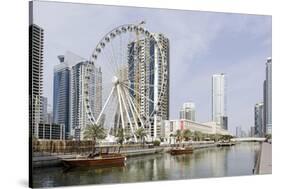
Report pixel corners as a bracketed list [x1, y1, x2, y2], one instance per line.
[119, 87, 137, 141]
[121, 83, 155, 104]
[96, 86, 116, 124]
[102, 94, 119, 130]
[116, 85, 126, 139]
[124, 88, 144, 129]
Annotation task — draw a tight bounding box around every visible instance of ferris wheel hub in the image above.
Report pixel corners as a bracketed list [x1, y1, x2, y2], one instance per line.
[112, 76, 119, 85]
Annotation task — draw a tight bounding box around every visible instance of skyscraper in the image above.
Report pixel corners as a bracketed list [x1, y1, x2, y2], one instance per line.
[29, 24, 44, 136]
[53, 55, 71, 139]
[212, 73, 227, 130]
[179, 102, 196, 121]
[128, 33, 169, 139]
[53, 52, 102, 140]
[70, 61, 102, 140]
[254, 102, 264, 137]
[263, 57, 272, 135]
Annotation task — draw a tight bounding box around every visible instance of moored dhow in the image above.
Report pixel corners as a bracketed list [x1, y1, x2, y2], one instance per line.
[217, 142, 236, 147]
[170, 147, 193, 155]
[62, 153, 126, 168]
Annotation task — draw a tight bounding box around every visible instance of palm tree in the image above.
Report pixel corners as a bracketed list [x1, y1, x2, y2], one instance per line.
[83, 124, 107, 154]
[135, 127, 147, 146]
[125, 133, 132, 142]
[175, 130, 183, 147]
[194, 131, 203, 141]
[116, 128, 125, 153]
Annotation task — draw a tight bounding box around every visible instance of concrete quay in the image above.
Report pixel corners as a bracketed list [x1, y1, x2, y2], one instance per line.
[257, 142, 272, 174]
[33, 147, 165, 168]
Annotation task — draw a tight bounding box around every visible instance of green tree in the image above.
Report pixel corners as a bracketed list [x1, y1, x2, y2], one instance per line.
[153, 140, 160, 146]
[209, 134, 217, 142]
[194, 131, 203, 141]
[265, 134, 272, 140]
[83, 124, 107, 153]
[116, 128, 125, 153]
[175, 129, 184, 146]
[135, 127, 147, 146]
[125, 133, 132, 142]
[182, 129, 192, 141]
[222, 135, 233, 141]
[116, 128, 124, 145]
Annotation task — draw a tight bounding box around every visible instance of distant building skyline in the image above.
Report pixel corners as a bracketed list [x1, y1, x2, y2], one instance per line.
[235, 126, 247, 138]
[179, 102, 196, 121]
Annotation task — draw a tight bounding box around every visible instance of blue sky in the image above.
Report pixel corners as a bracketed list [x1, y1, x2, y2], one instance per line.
[33, 1, 272, 135]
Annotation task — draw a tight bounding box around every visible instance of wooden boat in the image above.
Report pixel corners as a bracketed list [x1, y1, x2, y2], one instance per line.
[217, 142, 235, 147]
[62, 153, 126, 168]
[170, 147, 193, 155]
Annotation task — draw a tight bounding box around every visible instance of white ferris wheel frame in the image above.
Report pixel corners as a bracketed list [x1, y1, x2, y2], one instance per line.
[83, 23, 168, 141]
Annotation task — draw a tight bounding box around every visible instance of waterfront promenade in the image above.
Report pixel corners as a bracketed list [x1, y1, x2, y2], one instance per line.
[32, 141, 217, 168]
[258, 142, 272, 174]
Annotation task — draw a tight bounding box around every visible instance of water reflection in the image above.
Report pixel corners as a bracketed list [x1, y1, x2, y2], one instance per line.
[33, 142, 261, 188]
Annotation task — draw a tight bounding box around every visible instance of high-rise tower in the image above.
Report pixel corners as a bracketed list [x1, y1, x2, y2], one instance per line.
[70, 61, 102, 140]
[212, 73, 227, 130]
[264, 57, 272, 135]
[255, 102, 264, 137]
[179, 102, 196, 121]
[29, 24, 44, 136]
[53, 55, 71, 139]
[128, 33, 169, 139]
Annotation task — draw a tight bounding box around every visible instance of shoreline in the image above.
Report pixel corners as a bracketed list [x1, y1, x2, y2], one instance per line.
[33, 142, 224, 168]
[253, 142, 272, 174]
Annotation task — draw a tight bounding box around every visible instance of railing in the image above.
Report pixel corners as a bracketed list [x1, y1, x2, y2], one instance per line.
[33, 141, 153, 157]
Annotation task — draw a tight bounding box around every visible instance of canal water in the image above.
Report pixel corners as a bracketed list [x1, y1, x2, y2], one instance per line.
[33, 142, 261, 188]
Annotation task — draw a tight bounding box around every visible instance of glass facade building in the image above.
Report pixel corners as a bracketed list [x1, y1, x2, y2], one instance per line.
[53, 56, 71, 139]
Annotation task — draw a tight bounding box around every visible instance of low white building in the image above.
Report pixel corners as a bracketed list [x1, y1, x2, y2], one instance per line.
[161, 119, 230, 142]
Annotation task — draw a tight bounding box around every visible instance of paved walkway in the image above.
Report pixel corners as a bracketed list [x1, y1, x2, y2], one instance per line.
[258, 142, 272, 174]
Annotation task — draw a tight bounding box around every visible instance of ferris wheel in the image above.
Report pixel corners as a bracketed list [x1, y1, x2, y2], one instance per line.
[83, 22, 168, 142]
